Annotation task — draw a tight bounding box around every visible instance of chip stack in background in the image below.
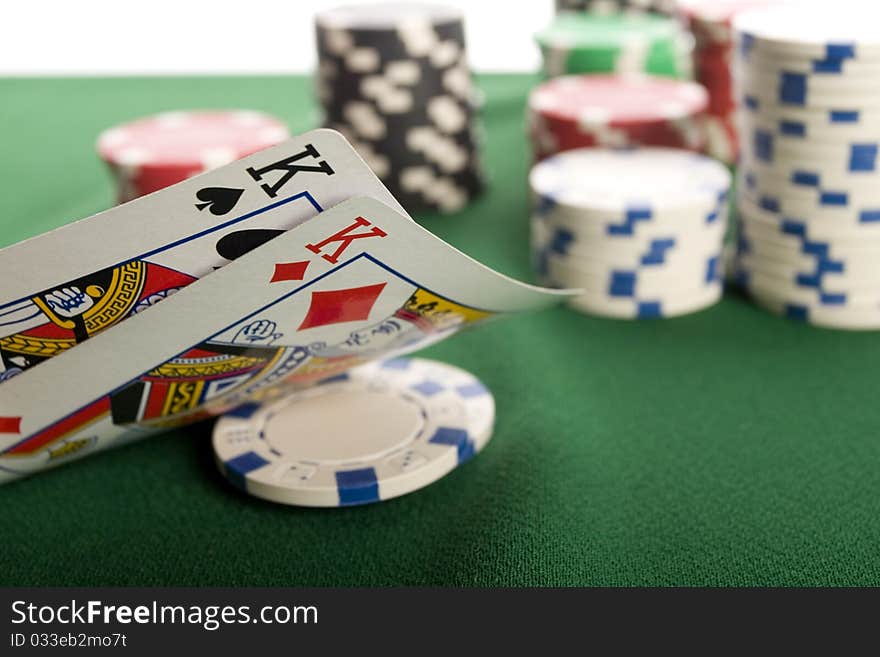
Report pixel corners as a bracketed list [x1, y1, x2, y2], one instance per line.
[555, 0, 676, 15]
[733, 2, 880, 330]
[96, 111, 290, 204]
[534, 12, 693, 79]
[675, 0, 776, 164]
[315, 3, 483, 214]
[527, 74, 708, 161]
[530, 148, 731, 319]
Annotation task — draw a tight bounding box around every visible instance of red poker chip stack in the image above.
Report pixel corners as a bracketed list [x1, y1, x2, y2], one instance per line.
[527, 74, 708, 162]
[96, 110, 290, 204]
[675, 0, 776, 163]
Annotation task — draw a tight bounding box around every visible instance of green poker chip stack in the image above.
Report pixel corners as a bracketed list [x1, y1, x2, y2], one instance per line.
[535, 13, 692, 79]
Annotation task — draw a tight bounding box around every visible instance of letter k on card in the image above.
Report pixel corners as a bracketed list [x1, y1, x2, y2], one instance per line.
[270, 214, 387, 283]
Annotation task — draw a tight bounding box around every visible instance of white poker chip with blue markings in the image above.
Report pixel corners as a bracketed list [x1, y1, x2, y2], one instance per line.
[530, 213, 726, 259]
[737, 156, 880, 211]
[739, 135, 880, 171]
[740, 137, 880, 172]
[737, 184, 880, 225]
[736, 227, 880, 268]
[738, 223, 880, 258]
[530, 185, 728, 222]
[733, 2, 880, 330]
[746, 284, 880, 331]
[734, 2, 880, 58]
[738, 129, 880, 166]
[737, 179, 880, 231]
[737, 196, 880, 241]
[742, 106, 880, 144]
[529, 148, 732, 215]
[568, 283, 723, 320]
[541, 250, 723, 297]
[528, 147, 731, 320]
[737, 50, 880, 77]
[738, 162, 880, 201]
[212, 357, 494, 507]
[737, 190, 880, 239]
[736, 67, 880, 109]
[737, 266, 880, 307]
[738, 70, 880, 99]
[736, 253, 880, 294]
[531, 201, 729, 238]
[736, 202, 880, 253]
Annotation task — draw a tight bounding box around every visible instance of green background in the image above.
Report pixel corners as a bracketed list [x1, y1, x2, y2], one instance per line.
[1, 75, 878, 586]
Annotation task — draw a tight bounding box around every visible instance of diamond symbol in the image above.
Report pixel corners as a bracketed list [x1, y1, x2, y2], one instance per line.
[298, 282, 386, 330]
[0, 416, 22, 434]
[270, 261, 310, 283]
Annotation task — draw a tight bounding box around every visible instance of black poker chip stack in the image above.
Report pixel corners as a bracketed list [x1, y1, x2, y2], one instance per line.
[315, 3, 484, 214]
[555, 0, 676, 15]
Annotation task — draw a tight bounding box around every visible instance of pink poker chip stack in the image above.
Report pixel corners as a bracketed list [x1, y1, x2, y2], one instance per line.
[96, 110, 290, 204]
[527, 74, 708, 162]
[675, 0, 777, 163]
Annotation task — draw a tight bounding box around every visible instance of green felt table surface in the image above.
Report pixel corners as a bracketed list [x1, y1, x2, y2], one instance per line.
[1, 74, 879, 587]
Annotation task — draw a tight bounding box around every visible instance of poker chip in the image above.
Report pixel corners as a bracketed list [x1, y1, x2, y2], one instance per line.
[568, 282, 723, 319]
[530, 147, 730, 212]
[534, 13, 693, 79]
[733, 1, 880, 330]
[674, 0, 778, 163]
[212, 357, 495, 507]
[529, 147, 731, 320]
[743, 104, 880, 142]
[314, 3, 483, 214]
[527, 74, 708, 160]
[737, 174, 880, 237]
[746, 285, 880, 331]
[737, 250, 880, 296]
[735, 2, 880, 57]
[96, 110, 290, 204]
[556, 0, 677, 17]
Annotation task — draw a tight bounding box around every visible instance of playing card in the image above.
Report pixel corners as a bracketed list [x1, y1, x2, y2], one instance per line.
[0, 196, 571, 482]
[0, 129, 404, 381]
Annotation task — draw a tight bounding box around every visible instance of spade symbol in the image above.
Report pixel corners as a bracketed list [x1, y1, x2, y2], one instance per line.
[195, 187, 245, 216]
[216, 229, 285, 261]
